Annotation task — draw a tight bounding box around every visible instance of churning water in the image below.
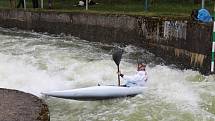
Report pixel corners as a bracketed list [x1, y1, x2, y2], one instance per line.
[0, 27, 215, 121]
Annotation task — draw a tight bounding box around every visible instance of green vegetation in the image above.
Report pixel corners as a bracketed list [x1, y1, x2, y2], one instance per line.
[1, 0, 214, 16]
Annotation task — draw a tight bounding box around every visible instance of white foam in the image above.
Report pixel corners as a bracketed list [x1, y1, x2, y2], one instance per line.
[0, 53, 70, 96]
[148, 65, 201, 110]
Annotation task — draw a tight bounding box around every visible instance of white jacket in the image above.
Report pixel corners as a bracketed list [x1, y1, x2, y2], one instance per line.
[123, 71, 148, 87]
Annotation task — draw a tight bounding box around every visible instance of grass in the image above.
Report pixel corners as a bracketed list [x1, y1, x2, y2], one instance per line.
[1, 0, 214, 16]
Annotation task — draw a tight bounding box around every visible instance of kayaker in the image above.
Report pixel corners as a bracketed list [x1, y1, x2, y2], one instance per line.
[119, 63, 148, 87]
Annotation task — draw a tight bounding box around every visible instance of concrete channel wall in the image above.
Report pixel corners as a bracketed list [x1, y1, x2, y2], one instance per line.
[0, 9, 212, 74]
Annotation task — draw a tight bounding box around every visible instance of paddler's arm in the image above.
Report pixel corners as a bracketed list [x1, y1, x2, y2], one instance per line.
[118, 71, 133, 80]
[118, 71, 135, 81]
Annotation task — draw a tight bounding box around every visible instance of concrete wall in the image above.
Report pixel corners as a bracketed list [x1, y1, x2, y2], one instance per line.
[0, 9, 212, 74]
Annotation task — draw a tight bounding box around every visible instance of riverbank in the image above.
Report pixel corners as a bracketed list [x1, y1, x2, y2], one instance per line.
[1, 0, 214, 16]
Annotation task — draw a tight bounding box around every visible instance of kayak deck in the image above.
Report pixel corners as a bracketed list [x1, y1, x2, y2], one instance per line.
[42, 86, 145, 101]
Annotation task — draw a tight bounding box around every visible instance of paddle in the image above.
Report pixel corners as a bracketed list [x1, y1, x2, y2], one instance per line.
[112, 49, 123, 86]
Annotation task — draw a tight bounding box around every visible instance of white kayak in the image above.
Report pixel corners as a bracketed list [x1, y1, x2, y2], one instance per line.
[42, 86, 145, 101]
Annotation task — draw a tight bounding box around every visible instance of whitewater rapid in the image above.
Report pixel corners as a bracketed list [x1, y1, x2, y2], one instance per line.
[0, 28, 215, 121]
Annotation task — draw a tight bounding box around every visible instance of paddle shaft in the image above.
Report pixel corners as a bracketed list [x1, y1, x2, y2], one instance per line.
[117, 65, 120, 86]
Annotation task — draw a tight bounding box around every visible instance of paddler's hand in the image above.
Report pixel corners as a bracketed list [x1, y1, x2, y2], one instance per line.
[117, 71, 124, 77]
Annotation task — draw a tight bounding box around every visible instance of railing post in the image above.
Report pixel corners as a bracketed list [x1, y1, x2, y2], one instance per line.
[202, 0, 205, 8]
[144, 0, 148, 11]
[41, 0, 43, 8]
[24, 0, 26, 10]
[86, 0, 88, 10]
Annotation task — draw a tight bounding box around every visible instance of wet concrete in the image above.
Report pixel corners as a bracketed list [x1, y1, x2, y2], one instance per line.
[0, 88, 49, 121]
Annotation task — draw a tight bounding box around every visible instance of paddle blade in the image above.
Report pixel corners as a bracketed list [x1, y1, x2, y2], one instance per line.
[112, 49, 123, 66]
